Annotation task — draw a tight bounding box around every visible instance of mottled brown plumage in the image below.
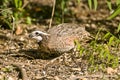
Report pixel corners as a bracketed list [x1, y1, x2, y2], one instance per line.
[29, 23, 92, 54]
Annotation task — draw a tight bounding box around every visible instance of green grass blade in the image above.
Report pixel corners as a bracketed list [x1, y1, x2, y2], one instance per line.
[103, 32, 111, 39]
[106, 0, 112, 11]
[108, 36, 114, 46]
[116, 0, 120, 5]
[117, 23, 120, 33]
[14, 0, 18, 8]
[77, 0, 81, 4]
[18, 0, 22, 8]
[88, 0, 92, 10]
[107, 5, 120, 20]
[61, 0, 65, 10]
[93, 0, 97, 10]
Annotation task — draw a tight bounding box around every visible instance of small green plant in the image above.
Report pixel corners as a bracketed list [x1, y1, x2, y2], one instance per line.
[0, 0, 13, 29]
[106, 0, 120, 20]
[107, 5, 120, 20]
[54, 0, 71, 23]
[0, 0, 23, 29]
[87, 0, 120, 20]
[0, 0, 31, 29]
[12, 0, 24, 21]
[76, 29, 119, 72]
[1, 65, 14, 72]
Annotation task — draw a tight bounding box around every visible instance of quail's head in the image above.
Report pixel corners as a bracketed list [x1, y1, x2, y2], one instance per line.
[29, 31, 50, 42]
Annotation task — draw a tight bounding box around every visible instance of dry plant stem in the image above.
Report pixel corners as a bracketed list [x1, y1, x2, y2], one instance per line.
[22, 0, 30, 9]
[49, 0, 56, 29]
[7, 16, 15, 53]
[62, 1, 64, 23]
[0, 8, 12, 12]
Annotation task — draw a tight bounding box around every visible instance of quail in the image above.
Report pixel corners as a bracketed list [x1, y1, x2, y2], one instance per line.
[29, 23, 92, 55]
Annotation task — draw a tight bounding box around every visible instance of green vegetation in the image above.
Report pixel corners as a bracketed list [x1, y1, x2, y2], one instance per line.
[0, 0, 13, 29]
[76, 29, 119, 72]
[88, 0, 98, 10]
[0, 0, 30, 29]
[88, 0, 120, 20]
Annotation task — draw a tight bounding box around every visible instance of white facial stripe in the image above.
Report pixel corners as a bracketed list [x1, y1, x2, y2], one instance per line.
[33, 31, 50, 35]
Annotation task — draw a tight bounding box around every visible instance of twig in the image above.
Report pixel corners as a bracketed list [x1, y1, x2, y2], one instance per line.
[49, 0, 56, 29]
[22, 0, 30, 9]
[6, 16, 15, 53]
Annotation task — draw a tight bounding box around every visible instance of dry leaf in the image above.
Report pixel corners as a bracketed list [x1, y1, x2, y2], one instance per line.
[15, 26, 23, 35]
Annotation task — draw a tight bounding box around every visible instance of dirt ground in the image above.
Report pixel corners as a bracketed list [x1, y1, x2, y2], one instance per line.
[0, 0, 120, 80]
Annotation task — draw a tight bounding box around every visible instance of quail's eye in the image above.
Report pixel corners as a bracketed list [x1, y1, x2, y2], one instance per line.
[35, 32, 39, 35]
